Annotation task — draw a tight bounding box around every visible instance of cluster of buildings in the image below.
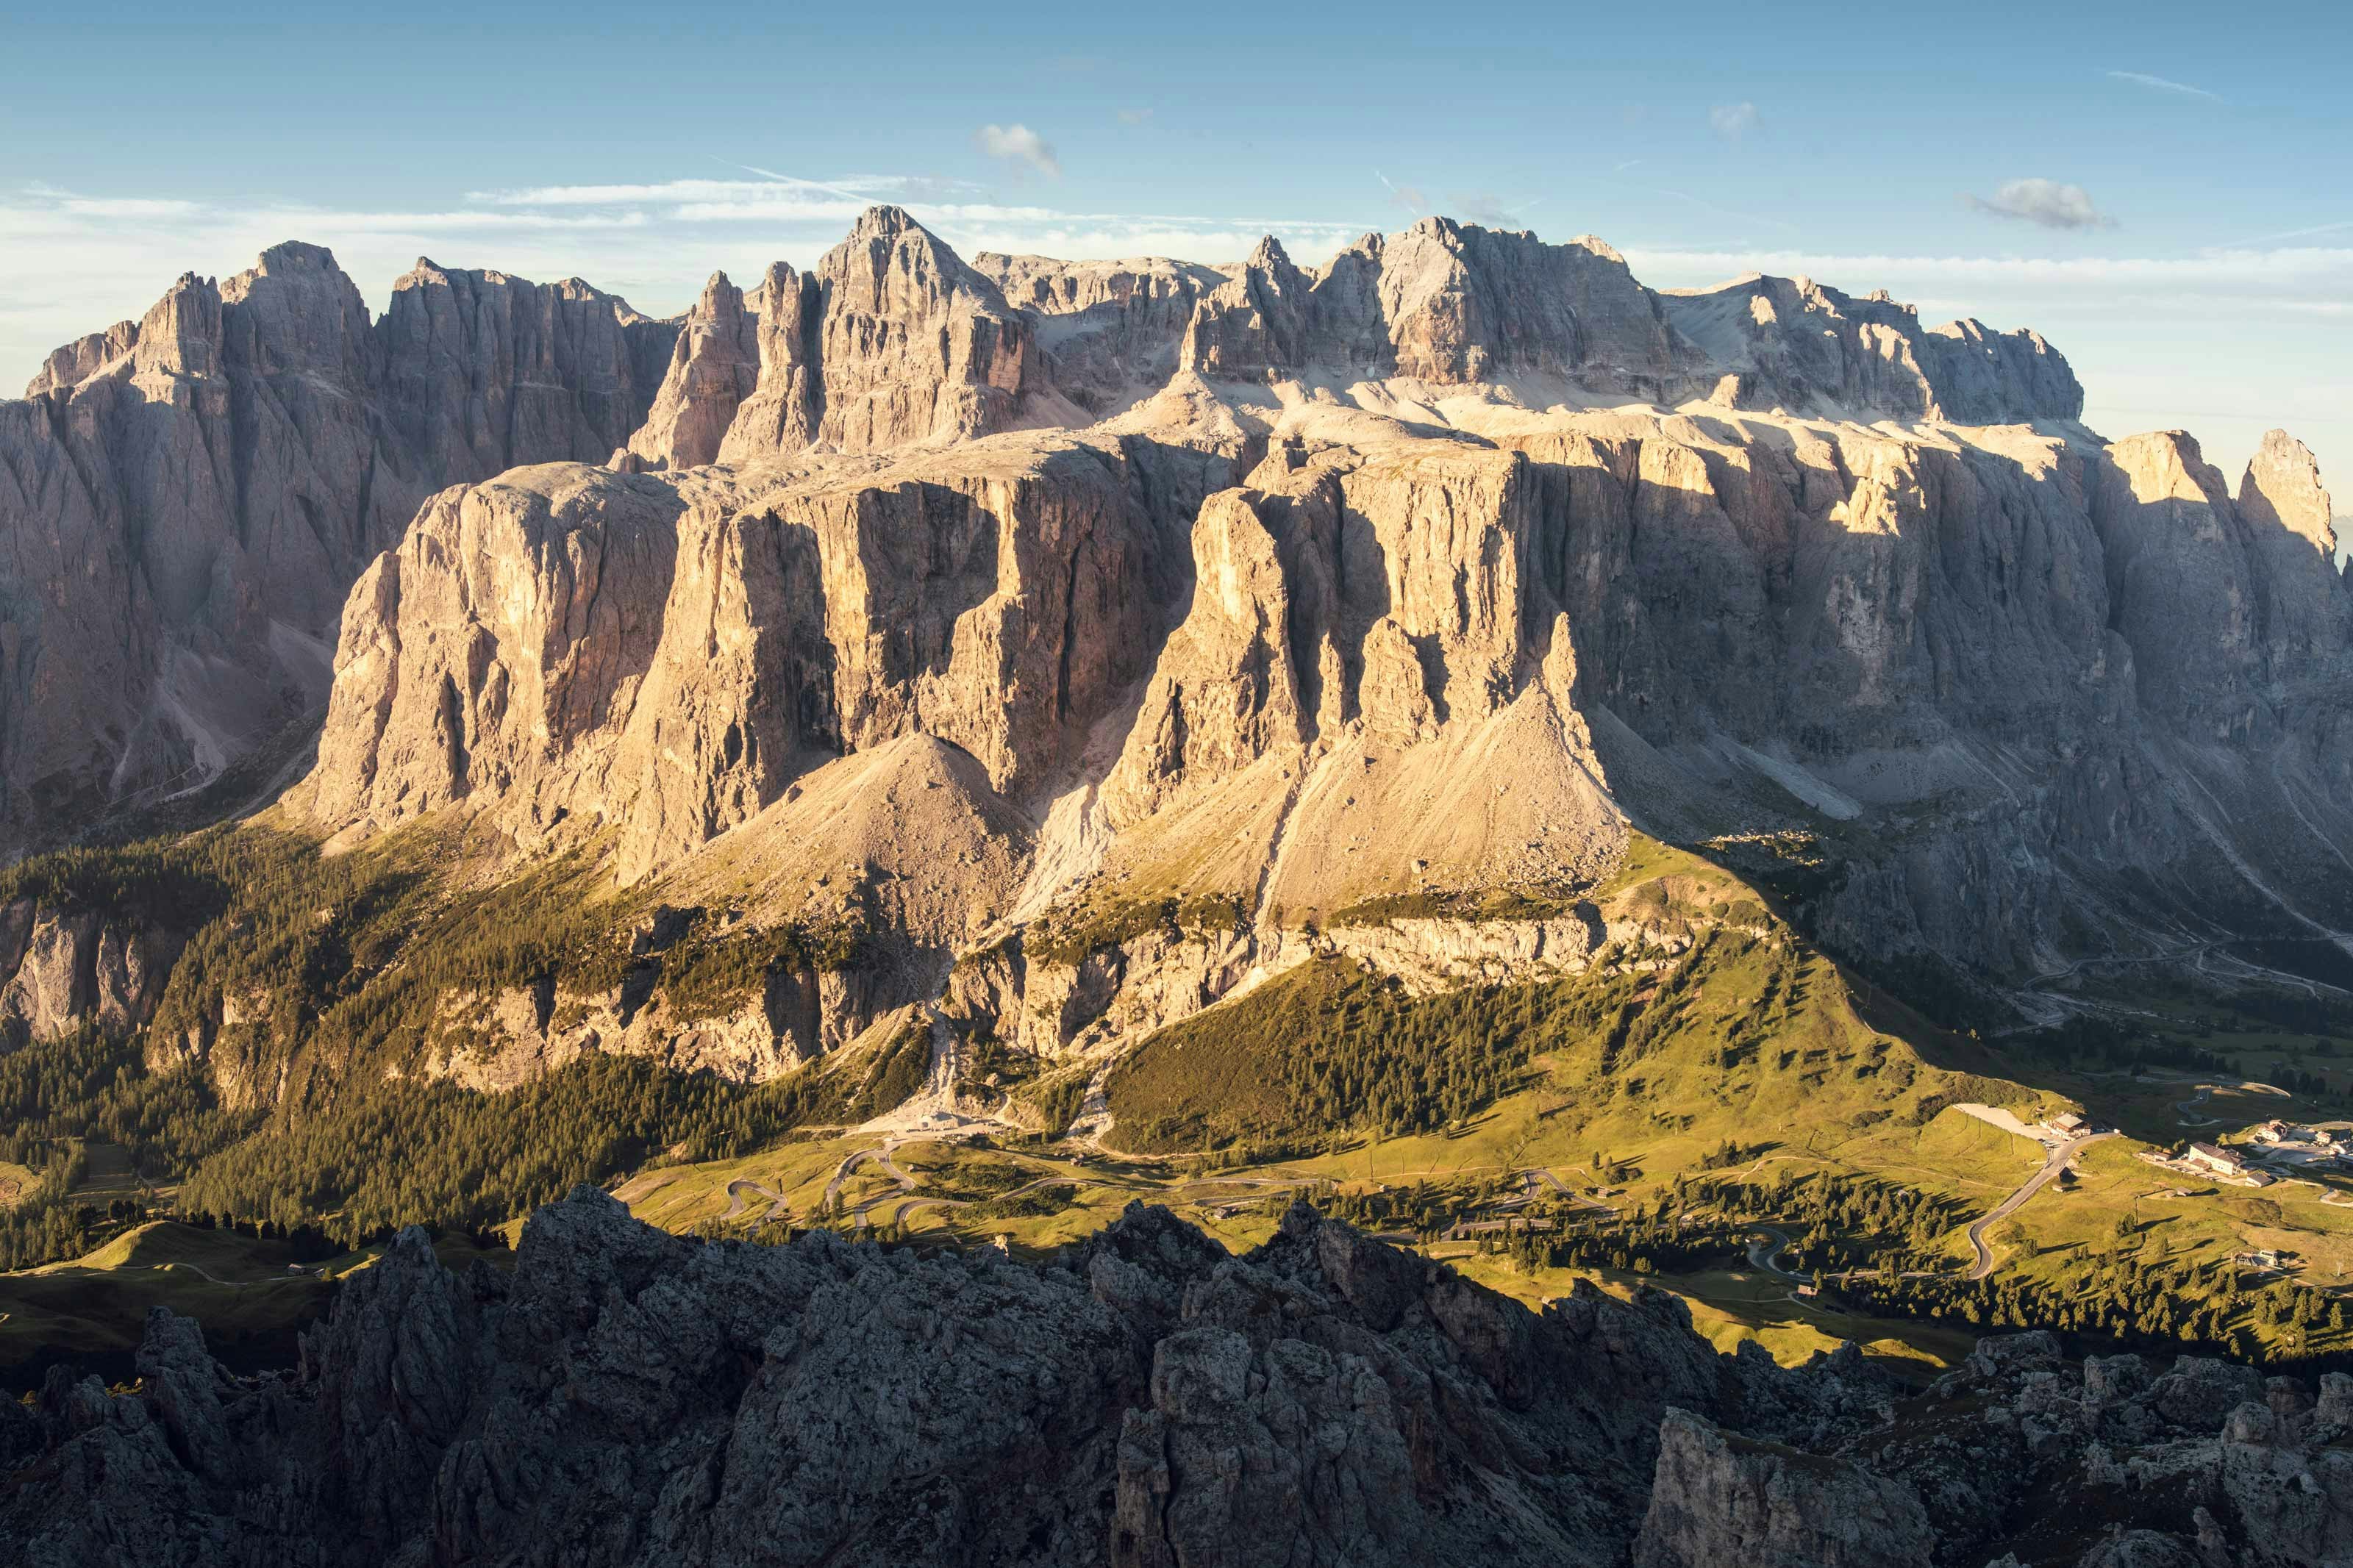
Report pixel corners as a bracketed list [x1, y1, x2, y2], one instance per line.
[2152, 1123, 2353, 1184]
[2246, 1120, 2353, 1170]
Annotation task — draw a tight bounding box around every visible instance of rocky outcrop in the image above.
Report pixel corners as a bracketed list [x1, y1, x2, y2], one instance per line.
[0, 243, 679, 853]
[975, 252, 1226, 414]
[701, 207, 1059, 467]
[374, 256, 676, 482]
[628, 272, 762, 470]
[1179, 221, 1699, 398]
[813, 205, 1044, 451]
[11, 1193, 2323, 1568]
[0, 1192, 1810, 1568]
[1635, 1408, 1935, 1568]
[1660, 272, 2084, 421]
[301, 463, 696, 841]
[0, 899, 183, 1048]
[1173, 218, 2082, 422]
[300, 426, 1222, 859]
[713, 262, 821, 463]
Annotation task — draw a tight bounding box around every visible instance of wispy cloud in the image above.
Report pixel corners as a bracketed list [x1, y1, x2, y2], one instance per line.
[1117, 108, 1153, 126]
[1708, 101, 1760, 140]
[1621, 243, 2353, 308]
[21, 182, 201, 221]
[1375, 171, 1427, 215]
[2221, 218, 2353, 248]
[1449, 191, 1538, 227]
[2106, 69, 2222, 101]
[974, 123, 1060, 179]
[1965, 178, 2116, 231]
[1658, 188, 1799, 235]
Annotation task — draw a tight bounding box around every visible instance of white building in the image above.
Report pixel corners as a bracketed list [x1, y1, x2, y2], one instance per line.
[2185, 1142, 2252, 1176]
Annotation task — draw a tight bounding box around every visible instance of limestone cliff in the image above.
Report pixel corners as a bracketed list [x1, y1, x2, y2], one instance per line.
[0, 244, 679, 853]
[10, 206, 2349, 1085]
[0, 208, 2099, 858]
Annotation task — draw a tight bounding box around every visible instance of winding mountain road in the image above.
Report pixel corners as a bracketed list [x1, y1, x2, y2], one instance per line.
[1965, 1131, 2118, 1280]
[1747, 1226, 1802, 1278]
[721, 1180, 790, 1222]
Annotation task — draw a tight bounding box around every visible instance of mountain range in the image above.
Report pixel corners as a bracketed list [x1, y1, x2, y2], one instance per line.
[1, 205, 2341, 1067]
[4, 205, 2352, 1567]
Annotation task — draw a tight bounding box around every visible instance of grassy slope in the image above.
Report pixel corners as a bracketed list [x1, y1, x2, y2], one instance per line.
[0, 1161, 38, 1207]
[0, 1222, 507, 1381]
[18, 828, 2353, 1380]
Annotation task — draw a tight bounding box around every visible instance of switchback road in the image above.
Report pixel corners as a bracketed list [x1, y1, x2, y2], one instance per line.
[1965, 1131, 2118, 1280]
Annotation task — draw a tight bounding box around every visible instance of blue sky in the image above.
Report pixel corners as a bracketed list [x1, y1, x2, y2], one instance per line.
[4, 0, 2347, 497]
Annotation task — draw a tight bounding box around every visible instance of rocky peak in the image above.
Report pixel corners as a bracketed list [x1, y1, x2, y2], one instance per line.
[130, 271, 226, 382]
[714, 259, 821, 462]
[1181, 216, 1695, 395]
[1178, 233, 1315, 378]
[804, 204, 1043, 452]
[217, 240, 379, 382]
[1659, 271, 2082, 423]
[2242, 427, 2338, 557]
[0, 241, 682, 853]
[627, 269, 760, 470]
[1376, 216, 1690, 387]
[376, 254, 678, 479]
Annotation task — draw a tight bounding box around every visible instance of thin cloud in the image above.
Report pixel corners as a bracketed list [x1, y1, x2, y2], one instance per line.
[1375, 171, 1427, 215]
[2222, 218, 2353, 248]
[1965, 179, 2116, 231]
[1659, 188, 1799, 235]
[1449, 192, 1538, 227]
[975, 123, 1060, 179]
[1612, 159, 1645, 173]
[2106, 69, 2222, 101]
[1117, 108, 1153, 126]
[1621, 243, 2353, 303]
[1709, 102, 1760, 140]
[20, 182, 200, 221]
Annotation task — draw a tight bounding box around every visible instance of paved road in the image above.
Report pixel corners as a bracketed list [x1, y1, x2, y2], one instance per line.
[1504, 1167, 1616, 1217]
[823, 1145, 918, 1214]
[721, 1179, 790, 1222]
[1747, 1226, 1803, 1279]
[814, 1147, 1106, 1233]
[1965, 1131, 2118, 1280]
[157, 1260, 315, 1287]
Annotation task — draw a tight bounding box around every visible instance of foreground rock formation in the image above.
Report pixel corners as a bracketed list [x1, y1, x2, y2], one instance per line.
[4, 1192, 2340, 1567]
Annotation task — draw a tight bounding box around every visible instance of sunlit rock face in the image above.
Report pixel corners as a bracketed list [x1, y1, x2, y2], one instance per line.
[13, 209, 2352, 1064]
